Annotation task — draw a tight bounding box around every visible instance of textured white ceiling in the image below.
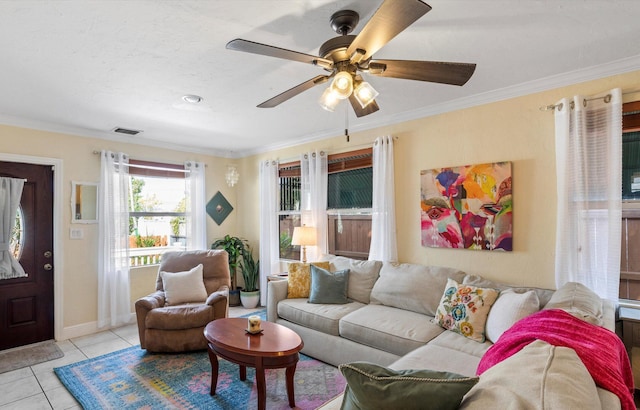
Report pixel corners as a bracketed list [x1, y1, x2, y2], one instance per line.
[1, 0, 639, 157]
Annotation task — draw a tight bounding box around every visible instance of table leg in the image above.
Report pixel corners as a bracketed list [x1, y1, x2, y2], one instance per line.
[255, 357, 266, 410]
[285, 363, 297, 408]
[239, 365, 247, 381]
[207, 344, 219, 396]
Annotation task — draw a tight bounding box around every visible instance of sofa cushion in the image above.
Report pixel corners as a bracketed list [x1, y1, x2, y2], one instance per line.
[339, 362, 478, 410]
[145, 303, 213, 330]
[308, 265, 349, 304]
[543, 281, 603, 326]
[286, 262, 330, 299]
[277, 298, 364, 336]
[370, 262, 466, 316]
[160, 264, 207, 306]
[459, 340, 601, 410]
[485, 289, 540, 343]
[429, 329, 493, 359]
[390, 344, 482, 377]
[325, 255, 381, 304]
[339, 304, 445, 356]
[434, 278, 499, 343]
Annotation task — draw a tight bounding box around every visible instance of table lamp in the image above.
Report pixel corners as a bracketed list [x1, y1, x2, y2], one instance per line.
[291, 225, 317, 263]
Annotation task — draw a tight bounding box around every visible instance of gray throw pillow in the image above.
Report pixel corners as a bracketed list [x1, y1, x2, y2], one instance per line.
[339, 362, 478, 410]
[308, 265, 349, 304]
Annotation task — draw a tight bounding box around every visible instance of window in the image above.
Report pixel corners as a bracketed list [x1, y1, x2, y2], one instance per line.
[620, 100, 640, 301]
[278, 149, 373, 261]
[128, 160, 188, 266]
[10, 206, 23, 260]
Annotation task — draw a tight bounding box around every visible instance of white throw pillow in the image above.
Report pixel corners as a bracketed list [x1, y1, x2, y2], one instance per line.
[485, 289, 540, 343]
[161, 264, 208, 305]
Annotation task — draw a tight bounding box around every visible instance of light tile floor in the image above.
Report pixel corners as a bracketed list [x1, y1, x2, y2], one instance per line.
[0, 306, 263, 410]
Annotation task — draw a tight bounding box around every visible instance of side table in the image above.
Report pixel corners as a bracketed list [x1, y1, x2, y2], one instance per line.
[267, 273, 288, 282]
[619, 307, 640, 354]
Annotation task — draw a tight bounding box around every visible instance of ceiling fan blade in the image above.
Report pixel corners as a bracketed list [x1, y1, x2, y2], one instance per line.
[346, 0, 432, 62]
[348, 94, 380, 117]
[226, 39, 332, 68]
[257, 75, 330, 108]
[369, 59, 476, 86]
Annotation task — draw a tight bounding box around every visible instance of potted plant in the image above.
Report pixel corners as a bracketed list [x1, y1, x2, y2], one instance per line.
[211, 235, 247, 306]
[239, 247, 260, 308]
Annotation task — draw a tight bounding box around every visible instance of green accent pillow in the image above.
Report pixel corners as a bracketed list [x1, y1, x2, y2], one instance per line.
[308, 265, 349, 304]
[339, 362, 478, 410]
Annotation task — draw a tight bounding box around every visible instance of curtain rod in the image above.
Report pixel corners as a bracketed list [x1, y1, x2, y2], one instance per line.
[539, 88, 640, 112]
[278, 136, 398, 164]
[92, 150, 206, 172]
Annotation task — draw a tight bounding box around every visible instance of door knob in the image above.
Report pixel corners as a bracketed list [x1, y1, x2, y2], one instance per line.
[44, 263, 53, 271]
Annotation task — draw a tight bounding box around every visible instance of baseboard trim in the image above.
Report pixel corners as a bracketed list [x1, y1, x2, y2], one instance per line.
[59, 313, 136, 341]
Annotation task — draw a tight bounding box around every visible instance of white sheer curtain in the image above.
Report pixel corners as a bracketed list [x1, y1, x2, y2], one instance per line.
[300, 150, 328, 261]
[554, 89, 622, 301]
[98, 151, 132, 328]
[369, 136, 398, 262]
[185, 161, 206, 250]
[0, 177, 27, 279]
[259, 159, 279, 305]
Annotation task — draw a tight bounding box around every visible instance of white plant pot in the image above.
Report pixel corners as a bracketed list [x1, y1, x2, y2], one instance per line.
[240, 290, 260, 309]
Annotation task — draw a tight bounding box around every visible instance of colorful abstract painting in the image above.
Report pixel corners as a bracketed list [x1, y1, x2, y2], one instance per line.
[420, 161, 512, 251]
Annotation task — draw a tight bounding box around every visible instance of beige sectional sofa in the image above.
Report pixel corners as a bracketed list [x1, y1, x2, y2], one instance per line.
[266, 255, 626, 409]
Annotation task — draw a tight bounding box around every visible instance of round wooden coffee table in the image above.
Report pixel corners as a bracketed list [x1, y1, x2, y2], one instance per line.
[204, 318, 304, 410]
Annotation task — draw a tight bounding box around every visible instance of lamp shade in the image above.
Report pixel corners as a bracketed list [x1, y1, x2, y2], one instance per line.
[291, 226, 317, 246]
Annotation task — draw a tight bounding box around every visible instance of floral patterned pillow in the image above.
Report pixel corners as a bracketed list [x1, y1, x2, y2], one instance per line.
[434, 278, 500, 343]
[287, 262, 330, 298]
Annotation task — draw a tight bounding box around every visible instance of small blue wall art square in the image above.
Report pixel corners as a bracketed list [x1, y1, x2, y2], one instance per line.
[206, 191, 233, 225]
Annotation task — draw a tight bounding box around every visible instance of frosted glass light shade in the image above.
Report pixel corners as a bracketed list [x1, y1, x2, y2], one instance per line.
[329, 71, 353, 100]
[319, 88, 341, 112]
[354, 81, 379, 108]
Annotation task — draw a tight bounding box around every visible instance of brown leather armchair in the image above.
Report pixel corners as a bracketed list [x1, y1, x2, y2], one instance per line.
[135, 249, 231, 352]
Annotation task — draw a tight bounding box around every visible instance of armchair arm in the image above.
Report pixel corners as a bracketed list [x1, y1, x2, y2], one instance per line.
[134, 291, 165, 349]
[206, 285, 229, 319]
[136, 291, 166, 310]
[206, 285, 229, 306]
[267, 280, 288, 323]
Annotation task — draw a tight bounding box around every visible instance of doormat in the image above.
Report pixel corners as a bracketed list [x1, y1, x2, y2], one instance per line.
[54, 346, 346, 409]
[0, 340, 64, 373]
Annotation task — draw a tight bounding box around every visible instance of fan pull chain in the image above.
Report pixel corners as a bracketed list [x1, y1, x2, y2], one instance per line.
[344, 102, 350, 142]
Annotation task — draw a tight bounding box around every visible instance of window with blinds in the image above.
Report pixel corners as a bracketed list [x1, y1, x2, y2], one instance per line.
[277, 148, 373, 261]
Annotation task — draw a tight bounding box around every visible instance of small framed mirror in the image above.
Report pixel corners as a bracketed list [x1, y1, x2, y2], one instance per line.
[71, 181, 98, 223]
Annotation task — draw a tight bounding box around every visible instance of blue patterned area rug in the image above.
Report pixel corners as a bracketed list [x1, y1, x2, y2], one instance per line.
[55, 314, 345, 409]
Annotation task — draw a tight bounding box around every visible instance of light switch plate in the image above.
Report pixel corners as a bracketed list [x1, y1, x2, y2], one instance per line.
[70, 227, 84, 239]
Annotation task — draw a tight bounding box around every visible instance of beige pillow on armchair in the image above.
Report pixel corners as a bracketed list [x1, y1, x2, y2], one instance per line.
[160, 264, 208, 305]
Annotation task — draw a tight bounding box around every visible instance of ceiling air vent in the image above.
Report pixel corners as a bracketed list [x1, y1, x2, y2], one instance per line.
[112, 127, 142, 135]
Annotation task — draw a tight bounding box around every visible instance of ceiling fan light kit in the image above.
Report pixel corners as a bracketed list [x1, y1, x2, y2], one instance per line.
[226, 0, 476, 118]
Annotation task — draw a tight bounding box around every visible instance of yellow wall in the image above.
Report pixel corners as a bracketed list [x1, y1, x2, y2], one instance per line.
[238, 70, 640, 291]
[0, 127, 240, 336]
[2, 69, 639, 339]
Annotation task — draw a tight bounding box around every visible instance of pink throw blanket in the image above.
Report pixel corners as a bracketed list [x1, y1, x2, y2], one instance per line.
[477, 309, 634, 410]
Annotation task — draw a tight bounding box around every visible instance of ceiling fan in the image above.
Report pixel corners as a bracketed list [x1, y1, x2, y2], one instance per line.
[226, 0, 476, 118]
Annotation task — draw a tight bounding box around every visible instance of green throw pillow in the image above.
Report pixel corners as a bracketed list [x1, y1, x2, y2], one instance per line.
[339, 362, 478, 410]
[308, 265, 349, 304]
